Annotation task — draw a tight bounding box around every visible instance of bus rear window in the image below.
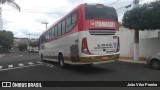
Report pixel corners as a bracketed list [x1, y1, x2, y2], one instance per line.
[85, 4, 117, 21]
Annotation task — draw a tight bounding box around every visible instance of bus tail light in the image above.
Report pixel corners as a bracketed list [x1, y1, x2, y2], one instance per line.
[116, 37, 120, 52]
[81, 38, 91, 55]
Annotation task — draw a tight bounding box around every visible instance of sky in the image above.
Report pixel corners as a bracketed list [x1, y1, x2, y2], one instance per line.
[1, 0, 154, 39]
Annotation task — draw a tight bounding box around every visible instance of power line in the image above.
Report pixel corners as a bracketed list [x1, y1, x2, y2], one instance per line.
[116, 0, 143, 10]
[53, 0, 84, 18]
[108, 0, 121, 6]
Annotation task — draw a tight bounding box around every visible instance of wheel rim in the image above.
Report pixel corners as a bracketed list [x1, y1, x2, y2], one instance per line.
[152, 61, 160, 69]
[59, 55, 64, 67]
[60, 59, 63, 66]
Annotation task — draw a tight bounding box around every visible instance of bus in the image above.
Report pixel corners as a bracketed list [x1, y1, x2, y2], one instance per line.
[39, 3, 120, 68]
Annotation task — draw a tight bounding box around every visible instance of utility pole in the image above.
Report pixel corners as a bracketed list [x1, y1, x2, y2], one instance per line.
[26, 34, 31, 50]
[0, 7, 3, 31]
[133, 0, 139, 61]
[41, 21, 48, 29]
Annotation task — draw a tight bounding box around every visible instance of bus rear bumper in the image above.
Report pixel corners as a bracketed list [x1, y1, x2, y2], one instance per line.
[65, 54, 119, 65]
[65, 60, 116, 65]
[92, 60, 116, 64]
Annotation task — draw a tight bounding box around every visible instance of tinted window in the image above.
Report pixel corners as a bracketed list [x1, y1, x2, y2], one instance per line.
[49, 29, 52, 39]
[41, 34, 45, 43]
[54, 25, 58, 37]
[66, 16, 71, 26]
[85, 4, 117, 21]
[72, 12, 77, 23]
[62, 20, 66, 34]
[52, 27, 54, 38]
[58, 23, 62, 36]
[47, 31, 50, 40]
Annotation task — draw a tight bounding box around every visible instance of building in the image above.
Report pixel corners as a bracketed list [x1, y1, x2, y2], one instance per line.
[13, 38, 29, 47]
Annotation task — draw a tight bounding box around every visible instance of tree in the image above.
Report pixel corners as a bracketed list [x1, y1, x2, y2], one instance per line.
[0, 30, 14, 53]
[0, 0, 20, 11]
[29, 41, 39, 48]
[123, 0, 160, 30]
[17, 43, 27, 51]
[122, 0, 160, 60]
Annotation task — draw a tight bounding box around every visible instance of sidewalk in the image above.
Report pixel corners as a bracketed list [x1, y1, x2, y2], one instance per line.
[118, 57, 147, 64]
[0, 53, 5, 58]
[119, 59, 147, 64]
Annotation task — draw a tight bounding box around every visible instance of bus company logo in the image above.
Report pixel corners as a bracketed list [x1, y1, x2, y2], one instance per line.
[92, 21, 115, 28]
[91, 21, 95, 26]
[2, 82, 11, 87]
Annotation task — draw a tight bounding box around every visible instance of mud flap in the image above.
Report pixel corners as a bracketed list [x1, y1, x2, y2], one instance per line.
[70, 45, 79, 62]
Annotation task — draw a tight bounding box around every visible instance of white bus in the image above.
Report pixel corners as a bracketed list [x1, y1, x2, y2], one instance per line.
[39, 3, 120, 68]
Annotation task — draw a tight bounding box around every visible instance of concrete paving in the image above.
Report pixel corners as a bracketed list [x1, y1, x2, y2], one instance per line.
[0, 53, 5, 58]
[119, 59, 146, 64]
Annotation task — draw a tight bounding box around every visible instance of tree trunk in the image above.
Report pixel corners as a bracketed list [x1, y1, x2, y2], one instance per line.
[134, 29, 139, 60]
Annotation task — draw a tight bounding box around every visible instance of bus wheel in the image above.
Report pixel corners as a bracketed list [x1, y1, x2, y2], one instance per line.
[58, 54, 65, 68]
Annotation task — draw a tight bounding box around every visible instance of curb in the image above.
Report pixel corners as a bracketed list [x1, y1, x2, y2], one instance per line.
[118, 59, 146, 64]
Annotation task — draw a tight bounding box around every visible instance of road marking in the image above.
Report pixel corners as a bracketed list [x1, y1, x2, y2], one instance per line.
[8, 65, 13, 68]
[37, 61, 43, 64]
[18, 63, 24, 67]
[28, 62, 34, 65]
[0, 66, 2, 69]
[0, 64, 44, 72]
[46, 64, 54, 67]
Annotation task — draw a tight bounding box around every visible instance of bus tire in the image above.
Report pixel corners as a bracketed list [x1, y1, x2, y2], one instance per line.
[58, 54, 65, 68]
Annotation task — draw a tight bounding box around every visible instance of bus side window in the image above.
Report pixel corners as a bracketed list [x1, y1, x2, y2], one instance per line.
[66, 15, 71, 32]
[58, 22, 62, 36]
[44, 32, 47, 41]
[52, 27, 54, 38]
[46, 31, 49, 40]
[55, 25, 58, 38]
[72, 11, 77, 24]
[49, 29, 52, 40]
[62, 20, 66, 34]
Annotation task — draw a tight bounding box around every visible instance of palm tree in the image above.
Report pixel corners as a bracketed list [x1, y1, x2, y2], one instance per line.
[0, 0, 20, 11]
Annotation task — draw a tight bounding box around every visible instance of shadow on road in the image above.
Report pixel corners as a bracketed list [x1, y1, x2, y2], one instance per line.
[66, 65, 113, 74]
[44, 61, 114, 74]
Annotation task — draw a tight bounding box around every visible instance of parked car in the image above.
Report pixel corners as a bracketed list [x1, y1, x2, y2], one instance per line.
[28, 49, 33, 52]
[33, 49, 39, 53]
[147, 53, 160, 70]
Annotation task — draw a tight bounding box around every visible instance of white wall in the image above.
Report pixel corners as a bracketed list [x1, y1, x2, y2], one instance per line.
[118, 27, 160, 58]
[139, 38, 160, 57]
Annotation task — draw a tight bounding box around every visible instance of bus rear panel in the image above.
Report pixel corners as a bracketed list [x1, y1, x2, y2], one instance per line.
[78, 4, 119, 64]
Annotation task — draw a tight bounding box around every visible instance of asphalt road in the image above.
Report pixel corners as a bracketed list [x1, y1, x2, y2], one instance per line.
[0, 52, 160, 90]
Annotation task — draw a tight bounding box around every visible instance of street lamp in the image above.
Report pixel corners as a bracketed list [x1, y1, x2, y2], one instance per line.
[41, 21, 48, 29]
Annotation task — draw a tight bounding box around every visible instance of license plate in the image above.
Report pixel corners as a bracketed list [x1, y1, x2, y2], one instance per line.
[102, 57, 108, 59]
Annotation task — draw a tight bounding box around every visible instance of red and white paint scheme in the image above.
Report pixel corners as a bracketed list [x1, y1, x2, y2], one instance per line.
[39, 3, 120, 68]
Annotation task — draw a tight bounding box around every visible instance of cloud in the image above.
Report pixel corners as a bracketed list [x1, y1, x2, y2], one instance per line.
[1, 0, 154, 38]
